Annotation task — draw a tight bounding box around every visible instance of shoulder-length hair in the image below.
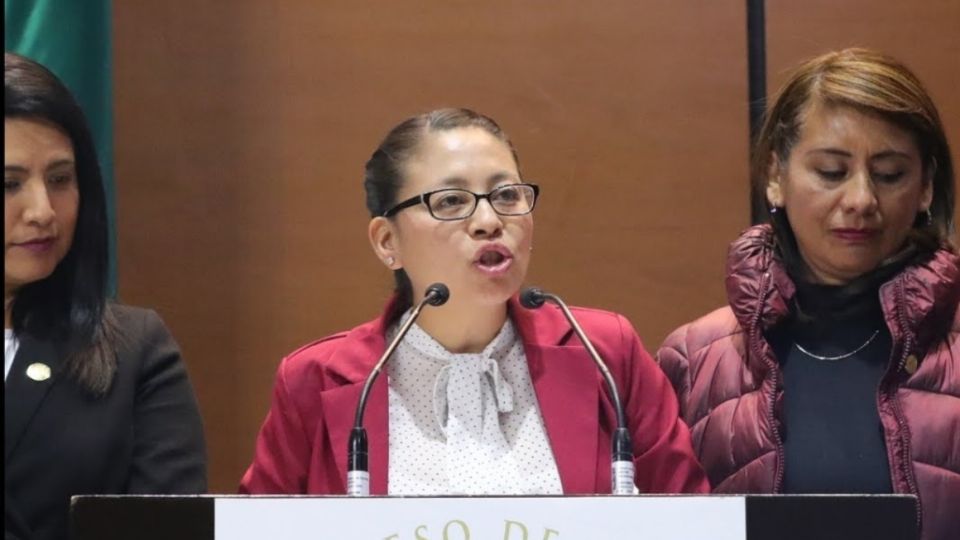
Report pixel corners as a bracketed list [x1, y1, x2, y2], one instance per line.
[751, 48, 956, 274]
[5, 51, 116, 395]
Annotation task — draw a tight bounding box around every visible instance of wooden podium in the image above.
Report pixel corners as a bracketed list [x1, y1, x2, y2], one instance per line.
[70, 494, 918, 540]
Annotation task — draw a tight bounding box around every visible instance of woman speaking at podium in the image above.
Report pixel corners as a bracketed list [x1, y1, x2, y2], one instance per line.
[656, 49, 958, 540]
[241, 108, 707, 495]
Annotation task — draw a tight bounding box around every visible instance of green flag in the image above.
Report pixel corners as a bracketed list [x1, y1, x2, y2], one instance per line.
[5, 0, 116, 293]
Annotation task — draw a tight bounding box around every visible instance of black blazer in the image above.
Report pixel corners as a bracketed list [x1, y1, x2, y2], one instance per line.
[4, 304, 206, 540]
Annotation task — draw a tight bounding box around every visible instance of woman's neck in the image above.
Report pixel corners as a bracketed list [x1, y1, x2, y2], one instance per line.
[415, 299, 508, 354]
[792, 277, 884, 325]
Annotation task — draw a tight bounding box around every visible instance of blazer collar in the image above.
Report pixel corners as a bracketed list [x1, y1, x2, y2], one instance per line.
[320, 301, 392, 494]
[321, 295, 600, 494]
[5, 332, 63, 462]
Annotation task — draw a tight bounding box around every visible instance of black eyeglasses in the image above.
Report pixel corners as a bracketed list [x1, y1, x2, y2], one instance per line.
[382, 183, 540, 221]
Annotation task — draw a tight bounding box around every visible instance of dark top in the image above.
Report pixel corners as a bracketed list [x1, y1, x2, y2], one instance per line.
[768, 278, 894, 494]
[4, 304, 207, 540]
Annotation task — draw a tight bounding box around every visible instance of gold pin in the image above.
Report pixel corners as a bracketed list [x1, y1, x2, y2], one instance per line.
[26, 362, 51, 382]
[904, 355, 919, 375]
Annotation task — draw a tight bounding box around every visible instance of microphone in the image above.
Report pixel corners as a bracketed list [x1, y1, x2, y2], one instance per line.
[347, 283, 450, 496]
[520, 287, 635, 495]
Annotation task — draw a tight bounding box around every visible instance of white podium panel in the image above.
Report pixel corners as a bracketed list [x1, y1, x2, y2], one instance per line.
[214, 496, 746, 540]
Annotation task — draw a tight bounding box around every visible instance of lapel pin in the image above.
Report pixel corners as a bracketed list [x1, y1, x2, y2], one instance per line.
[26, 362, 52, 382]
[904, 354, 919, 376]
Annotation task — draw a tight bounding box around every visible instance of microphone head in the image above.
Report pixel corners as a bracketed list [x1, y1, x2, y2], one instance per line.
[520, 287, 547, 309]
[424, 283, 450, 306]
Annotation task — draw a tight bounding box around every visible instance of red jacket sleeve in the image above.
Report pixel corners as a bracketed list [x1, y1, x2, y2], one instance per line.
[239, 359, 311, 494]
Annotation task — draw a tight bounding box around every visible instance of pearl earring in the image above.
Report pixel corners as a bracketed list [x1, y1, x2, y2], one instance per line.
[386, 256, 395, 266]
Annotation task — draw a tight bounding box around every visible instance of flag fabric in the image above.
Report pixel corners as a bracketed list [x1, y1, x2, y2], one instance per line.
[5, 0, 116, 293]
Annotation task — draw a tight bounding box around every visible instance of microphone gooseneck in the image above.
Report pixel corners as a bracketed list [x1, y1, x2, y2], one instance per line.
[347, 283, 450, 496]
[520, 286, 636, 495]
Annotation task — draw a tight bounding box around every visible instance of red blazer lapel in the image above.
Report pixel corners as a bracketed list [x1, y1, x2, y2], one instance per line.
[318, 304, 396, 495]
[511, 297, 601, 494]
[526, 343, 600, 494]
[321, 376, 389, 495]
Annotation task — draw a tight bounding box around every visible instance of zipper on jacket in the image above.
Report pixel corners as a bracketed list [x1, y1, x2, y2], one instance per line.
[748, 271, 786, 493]
[886, 278, 922, 529]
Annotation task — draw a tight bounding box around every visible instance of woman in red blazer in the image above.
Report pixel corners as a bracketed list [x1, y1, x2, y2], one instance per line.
[240, 108, 706, 495]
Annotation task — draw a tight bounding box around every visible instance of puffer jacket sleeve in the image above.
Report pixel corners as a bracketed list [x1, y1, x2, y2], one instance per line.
[655, 323, 694, 422]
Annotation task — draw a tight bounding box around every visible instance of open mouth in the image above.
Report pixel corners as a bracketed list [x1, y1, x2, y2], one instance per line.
[478, 250, 507, 267]
[473, 245, 514, 275]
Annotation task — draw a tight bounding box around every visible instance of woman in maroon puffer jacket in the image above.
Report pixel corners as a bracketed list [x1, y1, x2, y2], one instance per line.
[657, 48, 958, 540]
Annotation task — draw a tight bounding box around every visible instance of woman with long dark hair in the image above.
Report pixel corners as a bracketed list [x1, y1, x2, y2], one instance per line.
[4, 52, 206, 540]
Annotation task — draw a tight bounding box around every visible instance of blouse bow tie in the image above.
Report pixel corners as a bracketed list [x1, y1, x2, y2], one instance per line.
[432, 354, 515, 434]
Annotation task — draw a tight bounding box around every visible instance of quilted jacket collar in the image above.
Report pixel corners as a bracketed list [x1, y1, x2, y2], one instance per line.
[725, 224, 960, 353]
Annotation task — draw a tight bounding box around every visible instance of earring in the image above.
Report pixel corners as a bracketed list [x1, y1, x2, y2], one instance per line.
[385, 256, 395, 267]
[769, 206, 779, 215]
[926, 208, 933, 227]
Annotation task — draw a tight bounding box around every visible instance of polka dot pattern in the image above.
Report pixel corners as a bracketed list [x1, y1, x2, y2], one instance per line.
[387, 313, 563, 495]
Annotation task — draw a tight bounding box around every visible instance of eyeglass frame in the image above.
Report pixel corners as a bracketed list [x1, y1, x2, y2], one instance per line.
[381, 182, 540, 221]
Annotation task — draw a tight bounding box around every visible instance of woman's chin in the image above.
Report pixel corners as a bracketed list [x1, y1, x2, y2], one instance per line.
[465, 279, 523, 306]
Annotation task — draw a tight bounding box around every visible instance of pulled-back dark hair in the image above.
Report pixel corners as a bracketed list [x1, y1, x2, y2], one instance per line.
[751, 48, 956, 277]
[5, 51, 116, 395]
[364, 108, 521, 313]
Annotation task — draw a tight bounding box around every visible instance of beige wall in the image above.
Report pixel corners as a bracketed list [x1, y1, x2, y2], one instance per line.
[112, 1, 959, 492]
